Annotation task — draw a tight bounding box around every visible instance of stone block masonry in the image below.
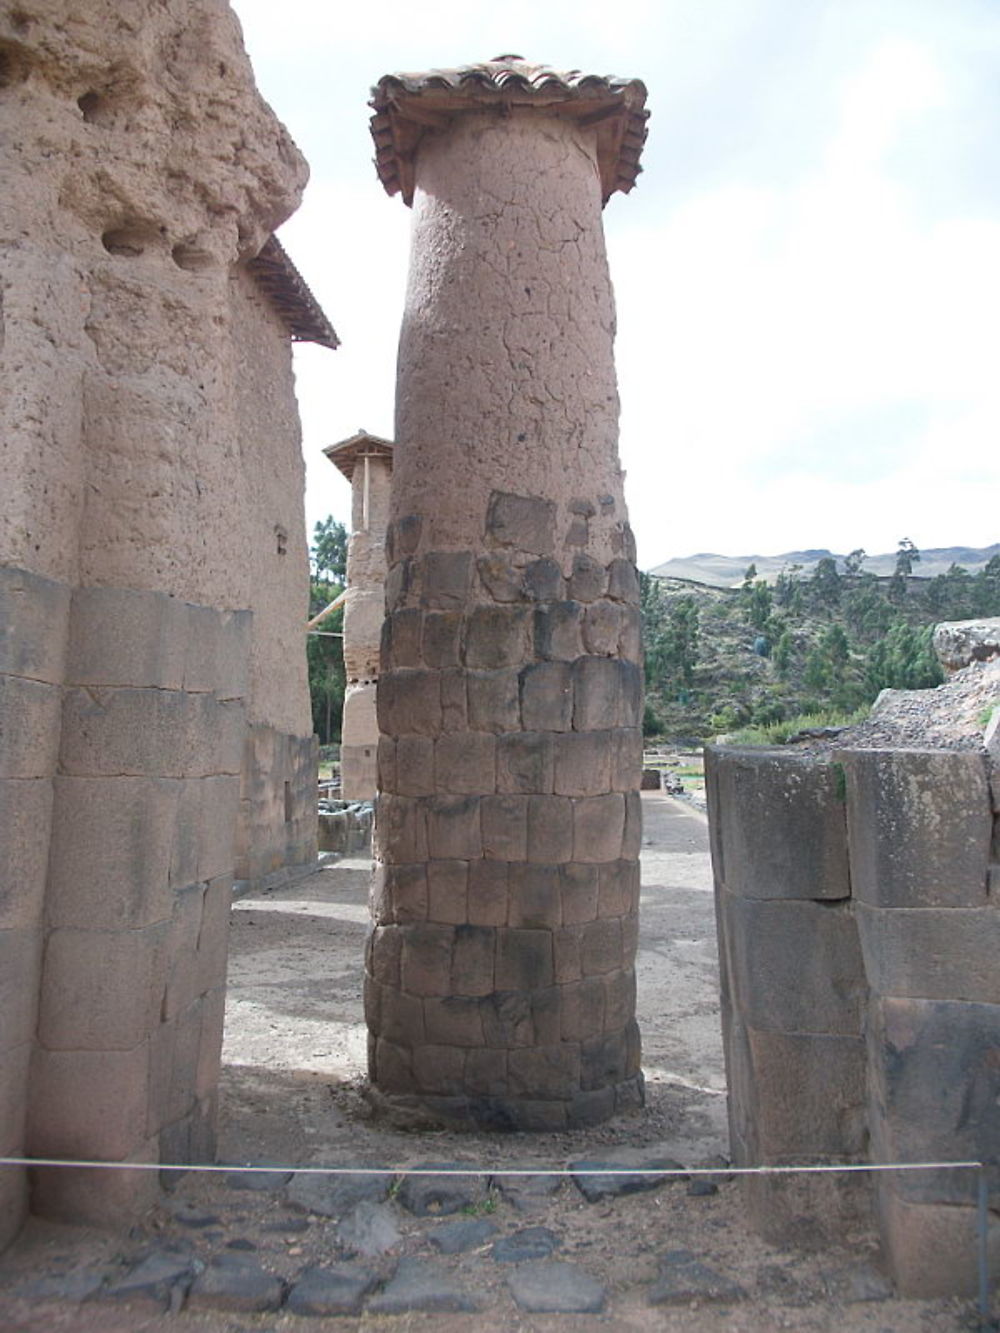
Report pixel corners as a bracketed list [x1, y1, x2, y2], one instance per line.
[708, 741, 1000, 1298]
[366, 60, 649, 1128]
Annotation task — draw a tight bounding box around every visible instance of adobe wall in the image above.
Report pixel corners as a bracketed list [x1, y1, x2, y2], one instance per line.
[707, 740, 1000, 1297]
[0, 0, 313, 1240]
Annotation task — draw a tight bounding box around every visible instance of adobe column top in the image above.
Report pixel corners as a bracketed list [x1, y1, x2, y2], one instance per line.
[370, 55, 649, 207]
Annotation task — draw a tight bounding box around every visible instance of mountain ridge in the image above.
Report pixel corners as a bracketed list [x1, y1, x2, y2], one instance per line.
[650, 543, 1000, 588]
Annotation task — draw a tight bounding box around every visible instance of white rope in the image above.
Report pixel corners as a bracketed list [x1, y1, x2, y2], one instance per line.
[0, 1157, 983, 1177]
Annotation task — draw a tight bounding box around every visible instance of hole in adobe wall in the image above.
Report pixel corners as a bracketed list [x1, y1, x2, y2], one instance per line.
[275, 527, 288, 556]
[171, 242, 214, 272]
[101, 220, 161, 258]
[77, 91, 103, 121]
[284, 781, 293, 824]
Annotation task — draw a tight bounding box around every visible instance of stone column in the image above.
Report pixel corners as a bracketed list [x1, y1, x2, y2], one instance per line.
[365, 59, 649, 1129]
[325, 432, 394, 800]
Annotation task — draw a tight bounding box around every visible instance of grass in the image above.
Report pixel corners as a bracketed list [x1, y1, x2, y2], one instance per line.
[726, 706, 869, 748]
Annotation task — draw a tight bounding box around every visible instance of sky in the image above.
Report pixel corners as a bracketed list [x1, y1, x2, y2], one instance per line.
[231, 0, 999, 571]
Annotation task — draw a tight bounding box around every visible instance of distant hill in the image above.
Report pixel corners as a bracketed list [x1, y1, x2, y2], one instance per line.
[649, 544, 1000, 588]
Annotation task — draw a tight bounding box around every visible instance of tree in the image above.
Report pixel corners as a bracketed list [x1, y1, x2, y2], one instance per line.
[843, 548, 866, 577]
[808, 556, 841, 612]
[307, 516, 349, 744]
[890, 537, 920, 605]
[866, 622, 942, 693]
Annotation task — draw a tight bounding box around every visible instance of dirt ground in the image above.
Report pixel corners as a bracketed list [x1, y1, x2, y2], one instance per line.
[0, 792, 981, 1331]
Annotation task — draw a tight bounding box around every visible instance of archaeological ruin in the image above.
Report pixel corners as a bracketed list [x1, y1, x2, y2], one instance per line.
[364, 58, 649, 1129]
[0, 0, 333, 1245]
[1, 1, 997, 1312]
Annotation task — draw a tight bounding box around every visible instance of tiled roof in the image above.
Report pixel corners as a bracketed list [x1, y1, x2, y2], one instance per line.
[370, 56, 649, 207]
[324, 430, 394, 481]
[246, 235, 339, 351]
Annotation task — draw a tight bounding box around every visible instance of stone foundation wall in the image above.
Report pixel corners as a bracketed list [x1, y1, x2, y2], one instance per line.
[707, 743, 1000, 1296]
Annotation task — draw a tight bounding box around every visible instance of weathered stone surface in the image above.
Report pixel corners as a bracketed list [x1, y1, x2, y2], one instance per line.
[395, 1165, 487, 1216]
[368, 1257, 484, 1313]
[427, 795, 482, 859]
[495, 929, 554, 990]
[520, 660, 573, 731]
[491, 1226, 560, 1262]
[553, 731, 612, 797]
[285, 1264, 379, 1317]
[508, 1044, 580, 1099]
[842, 748, 991, 907]
[507, 1260, 606, 1313]
[394, 736, 435, 796]
[426, 860, 469, 925]
[523, 558, 563, 601]
[420, 550, 472, 609]
[866, 996, 1000, 1207]
[496, 732, 554, 795]
[187, 1254, 284, 1312]
[705, 747, 850, 901]
[377, 669, 443, 737]
[492, 1171, 564, 1210]
[466, 669, 520, 732]
[567, 554, 606, 603]
[465, 605, 532, 669]
[933, 617, 1000, 672]
[103, 1249, 195, 1310]
[509, 863, 561, 928]
[287, 1170, 391, 1217]
[874, 1187, 1000, 1298]
[573, 794, 626, 862]
[534, 602, 584, 661]
[481, 794, 529, 861]
[224, 1167, 293, 1192]
[570, 1152, 683, 1202]
[400, 923, 455, 997]
[719, 889, 865, 1035]
[467, 859, 509, 926]
[337, 1201, 402, 1257]
[421, 612, 463, 668]
[486, 493, 556, 556]
[428, 1217, 499, 1253]
[648, 1250, 745, 1306]
[856, 904, 1000, 1002]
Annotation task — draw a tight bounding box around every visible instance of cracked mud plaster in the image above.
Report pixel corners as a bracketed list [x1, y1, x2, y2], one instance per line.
[394, 111, 627, 567]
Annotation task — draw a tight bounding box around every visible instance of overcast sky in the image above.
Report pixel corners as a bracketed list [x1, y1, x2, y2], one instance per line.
[231, 0, 999, 571]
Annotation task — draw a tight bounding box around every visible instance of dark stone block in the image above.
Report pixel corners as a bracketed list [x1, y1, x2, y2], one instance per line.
[399, 922, 455, 997]
[611, 729, 643, 792]
[580, 1030, 627, 1090]
[607, 559, 640, 604]
[385, 558, 413, 612]
[842, 748, 991, 907]
[856, 903, 1000, 1002]
[507, 1259, 606, 1313]
[465, 1046, 509, 1094]
[467, 858, 509, 926]
[451, 924, 495, 997]
[561, 862, 600, 924]
[377, 669, 442, 737]
[867, 995, 1000, 1206]
[570, 1152, 684, 1202]
[495, 927, 554, 990]
[619, 604, 643, 661]
[395, 1164, 487, 1216]
[491, 1226, 560, 1262]
[719, 888, 865, 1035]
[581, 917, 623, 975]
[385, 608, 423, 669]
[604, 968, 637, 1029]
[187, 1255, 284, 1313]
[393, 514, 423, 558]
[103, 1249, 194, 1310]
[572, 657, 621, 730]
[623, 789, 642, 858]
[433, 732, 496, 795]
[383, 861, 428, 923]
[583, 600, 622, 656]
[527, 794, 574, 863]
[477, 553, 526, 603]
[377, 983, 427, 1045]
[287, 1171, 391, 1217]
[467, 668, 520, 733]
[465, 605, 532, 670]
[486, 491, 556, 556]
[497, 731, 554, 795]
[560, 977, 606, 1041]
[422, 612, 462, 668]
[394, 736, 435, 797]
[520, 660, 573, 731]
[481, 793, 528, 860]
[509, 863, 561, 928]
[534, 602, 583, 661]
[482, 991, 536, 1048]
[492, 1171, 564, 1209]
[567, 1085, 616, 1127]
[508, 1043, 581, 1099]
[426, 794, 482, 859]
[286, 1264, 379, 1317]
[424, 994, 485, 1045]
[567, 554, 606, 603]
[523, 558, 564, 601]
[420, 551, 472, 609]
[429, 1217, 499, 1253]
[412, 1043, 468, 1094]
[706, 747, 850, 901]
[553, 730, 613, 797]
[374, 794, 429, 864]
[368, 1257, 484, 1313]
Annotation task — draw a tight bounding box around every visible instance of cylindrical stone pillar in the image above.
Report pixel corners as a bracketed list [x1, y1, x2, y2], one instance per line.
[366, 59, 649, 1129]
[325, 433, 394, 800]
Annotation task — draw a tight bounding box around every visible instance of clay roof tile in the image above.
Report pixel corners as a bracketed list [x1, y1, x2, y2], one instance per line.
[370, 55, 648, 208]
[246, 235, 339, 351]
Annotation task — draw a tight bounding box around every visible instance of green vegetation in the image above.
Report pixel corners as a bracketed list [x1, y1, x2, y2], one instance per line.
[642, 540, 1000, 743]
[308, 516, 347, 745]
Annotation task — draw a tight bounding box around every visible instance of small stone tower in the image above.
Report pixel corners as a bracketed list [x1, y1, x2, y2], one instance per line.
[324, 431, 394, 799]
[365, 57, 649, 1128]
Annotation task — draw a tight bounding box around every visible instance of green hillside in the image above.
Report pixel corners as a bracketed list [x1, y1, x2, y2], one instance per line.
[641, 544, 1000, 742]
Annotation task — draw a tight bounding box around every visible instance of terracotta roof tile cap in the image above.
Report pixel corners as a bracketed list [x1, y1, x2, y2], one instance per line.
[370, 56, 649, 208]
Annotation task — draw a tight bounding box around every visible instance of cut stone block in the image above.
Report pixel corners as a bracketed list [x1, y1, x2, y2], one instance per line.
[421, 610, 462, 667]
[496, 732, 554, 795]
[843, 747, 991, 907]
[718, 888, 865, 1035]
[486, 492, 556, 556]
[527, 794, 573, 862]
[856, 903, 1000, 1003]
[419, 550, 472, 609]
[28, 1043, 151, 1161]
[874, 1186, 1000, 1299]
[572, 793, 625, 862]
[434, 732, 496, 794]
[495, 929, 554, 991]
[0, 777, 53, 929]
[0, 674, 61, 778]
[400, 923, 456, 998]
[394, 736, 435, 796]
[866, 995, 1000, 1207]
[426, 795, 482, 859]
[377, 669, 443, 737]
[533, 602, 584, 661]
[508, 1044, 581, 1099]
[466, 668, 520, 732]
[0, 564, 71, 685]
[509, 863, 562, 928]
[553, 730, 612, 797]
[67, 585, 188, 690]
[520, 660, 572, 731]
[705, 747, 849, 901]
[481, 794, 529, 861]
[426, 859, 469, 924]
[467, 859, 509, 926]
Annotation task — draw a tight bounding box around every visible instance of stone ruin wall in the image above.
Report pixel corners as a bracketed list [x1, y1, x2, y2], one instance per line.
[0, 0, 316, 1243]
[707, 726, 1000, 1297]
